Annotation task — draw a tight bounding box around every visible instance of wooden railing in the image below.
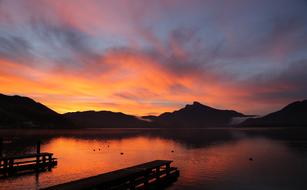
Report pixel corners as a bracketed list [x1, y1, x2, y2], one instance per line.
[0, 152, 57, 177]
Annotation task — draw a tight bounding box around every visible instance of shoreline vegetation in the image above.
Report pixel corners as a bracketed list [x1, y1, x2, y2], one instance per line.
[0, 93, 306, 129]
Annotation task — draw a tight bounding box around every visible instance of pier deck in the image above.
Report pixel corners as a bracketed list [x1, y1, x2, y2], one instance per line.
[0, 152, 57, 177]
[41, 160, 179, 190]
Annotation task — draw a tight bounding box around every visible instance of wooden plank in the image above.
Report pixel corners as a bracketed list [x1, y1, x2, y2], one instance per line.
[1, 158, 56, 166]
[0, 160, 57, 174]
[41, 160, 174, 190]
[0, 152, 53, 160]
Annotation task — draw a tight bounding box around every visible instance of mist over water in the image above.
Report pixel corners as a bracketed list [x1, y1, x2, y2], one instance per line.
[0, 128, 307, 190]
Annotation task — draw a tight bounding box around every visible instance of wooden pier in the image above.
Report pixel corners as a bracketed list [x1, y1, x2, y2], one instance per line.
[41, 160, 179, 190]
[0, 138, 57, 177]
[0, 152, 57, 177]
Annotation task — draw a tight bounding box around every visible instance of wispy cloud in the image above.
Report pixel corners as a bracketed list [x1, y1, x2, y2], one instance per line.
[0, 0, 306, 115]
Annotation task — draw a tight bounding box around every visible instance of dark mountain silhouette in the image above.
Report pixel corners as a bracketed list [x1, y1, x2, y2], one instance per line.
[0, 93, 73, 128]
[143, 101, 246, 128]
[65, 102, 246, 128]
[2, 93, 306, 129]
[241, 100, 307, 127]
[64, 111, 148, 128]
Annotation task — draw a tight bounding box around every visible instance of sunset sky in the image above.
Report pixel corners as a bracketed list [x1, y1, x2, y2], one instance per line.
[0, 0, 306, 116]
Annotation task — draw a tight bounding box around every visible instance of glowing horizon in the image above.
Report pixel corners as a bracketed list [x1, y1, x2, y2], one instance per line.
[0, 0, 306, 116]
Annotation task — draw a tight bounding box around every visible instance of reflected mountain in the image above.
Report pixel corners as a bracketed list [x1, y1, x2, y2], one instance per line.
[1, 128, 307, 152]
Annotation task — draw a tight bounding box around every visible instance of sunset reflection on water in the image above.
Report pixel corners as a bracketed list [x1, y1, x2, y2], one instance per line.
[0, 128, 307, 190]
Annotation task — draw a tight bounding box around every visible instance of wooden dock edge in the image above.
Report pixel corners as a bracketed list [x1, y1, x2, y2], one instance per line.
[40, 160, 180, 190]
[139, 169, 180, 190]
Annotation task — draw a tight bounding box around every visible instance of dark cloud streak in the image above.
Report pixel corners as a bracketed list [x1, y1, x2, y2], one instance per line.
[0, 36, 33, 62]
[0, 0, 307, 114]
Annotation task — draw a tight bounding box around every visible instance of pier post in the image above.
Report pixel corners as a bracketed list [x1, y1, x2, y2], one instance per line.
[37, 140, 41, 154]
[42, 155, 46, 166]
[156, 166, 160, 181]
[8, 159, 14, 176]
[36, 140, 41, 170]
[3, 159, 8, 176]
[48, 154, 52, 163]
[144, 170, 149, 187]
[166, 163, 170, 176]
[129, 178, 135, 190]
[0, 137, 3, 158]
[48, 154, 53, 171]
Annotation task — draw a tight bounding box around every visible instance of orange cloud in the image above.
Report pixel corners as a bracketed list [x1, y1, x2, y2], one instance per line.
[0, 47, 252, 116]
[1, 0, 306, 116]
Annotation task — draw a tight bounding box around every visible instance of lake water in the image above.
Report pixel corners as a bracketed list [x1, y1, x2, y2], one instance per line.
[0, 128, 307, 190]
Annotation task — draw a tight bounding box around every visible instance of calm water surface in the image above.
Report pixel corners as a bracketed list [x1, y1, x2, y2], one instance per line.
[0, 128, 307, 190]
